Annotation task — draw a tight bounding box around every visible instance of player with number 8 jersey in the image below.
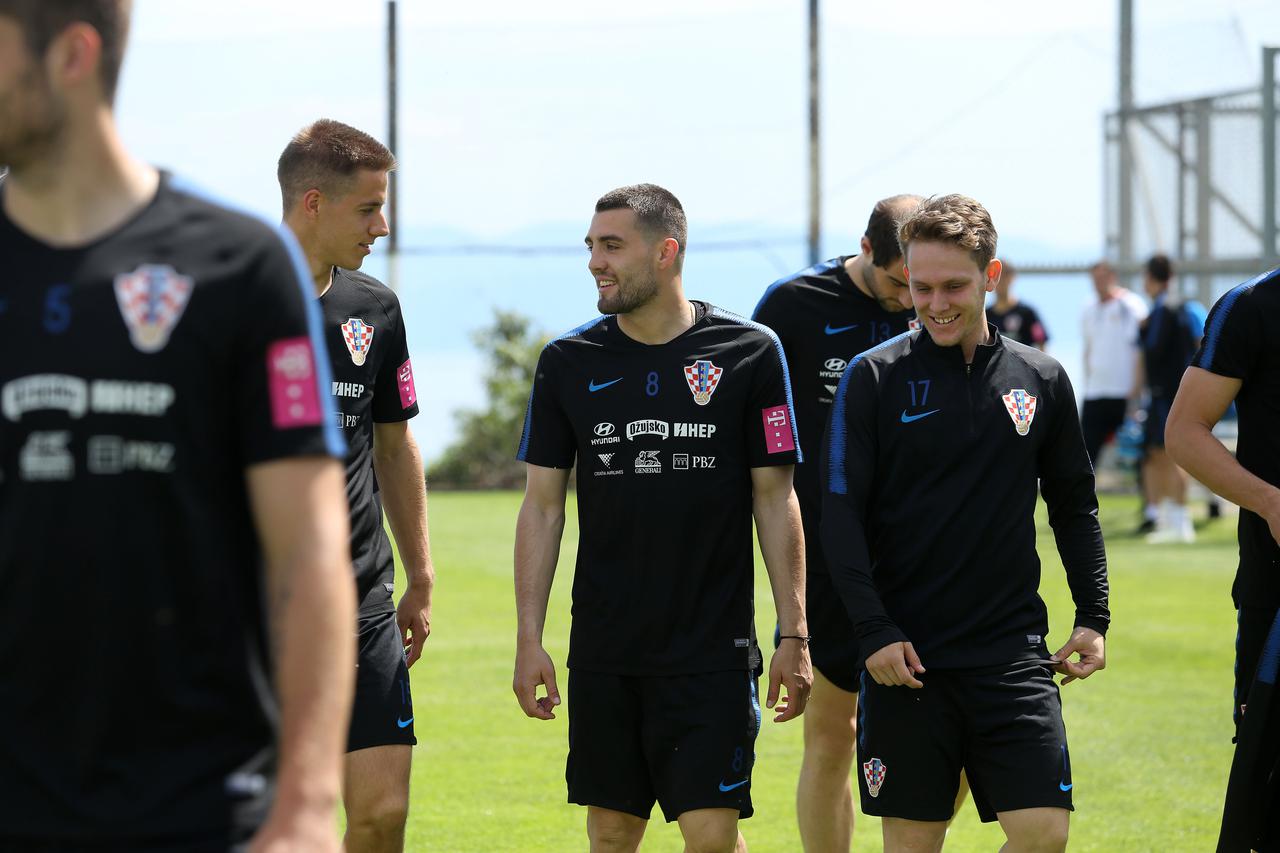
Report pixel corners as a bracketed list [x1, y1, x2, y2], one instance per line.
[513, 184, 811, 851]
[521, 299, 799, 673]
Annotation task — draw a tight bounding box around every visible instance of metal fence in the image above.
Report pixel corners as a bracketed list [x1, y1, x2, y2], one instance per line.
[1103, 46, 1279, 304]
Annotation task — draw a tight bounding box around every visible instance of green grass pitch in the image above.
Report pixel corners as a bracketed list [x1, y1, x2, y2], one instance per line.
[382, 492, 1238, 851]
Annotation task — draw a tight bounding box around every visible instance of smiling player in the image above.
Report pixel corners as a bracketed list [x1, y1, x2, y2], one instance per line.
[513, 183, 811, 853]
[821, 194, 1110, 852]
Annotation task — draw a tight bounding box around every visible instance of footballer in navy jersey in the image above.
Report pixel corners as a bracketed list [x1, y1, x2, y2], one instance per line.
[513, 184, 811, 851]
[823, 195, 1108, 850]
[279, 120, 434, 853]
[0, 6, 355, 850]
[751, 194, 922, 853]
[1166, 266, 1280, 851]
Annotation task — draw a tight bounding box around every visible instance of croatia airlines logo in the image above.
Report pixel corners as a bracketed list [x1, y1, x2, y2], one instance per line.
[863, 758, 887, 797]
[683, 360, 723, 406]
[113, 264, 194, 353]
[1001, 388, 1037, 436]
[340, 318, 375, 366]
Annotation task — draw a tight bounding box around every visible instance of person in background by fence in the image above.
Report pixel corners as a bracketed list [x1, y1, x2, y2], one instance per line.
[1138, 254, 1206, 543]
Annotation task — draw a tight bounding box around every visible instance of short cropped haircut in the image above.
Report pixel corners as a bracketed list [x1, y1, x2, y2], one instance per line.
[0, 0, 132, 104]
[277, 119, 396, 212]
[1146, 253, 1174, 284]
[898, 194, 998, 270]
[595, 184, 688, 260]
[865, 194, 922, 268]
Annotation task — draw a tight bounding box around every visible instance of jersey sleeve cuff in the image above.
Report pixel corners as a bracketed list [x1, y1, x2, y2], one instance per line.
[857, 625, 910, 666]
[1073, 614, 1110, 637]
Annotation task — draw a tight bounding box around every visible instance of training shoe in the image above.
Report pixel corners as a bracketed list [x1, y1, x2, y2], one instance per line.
[1135, 518, 1156, 535]
[1146, 525, 1196, 544]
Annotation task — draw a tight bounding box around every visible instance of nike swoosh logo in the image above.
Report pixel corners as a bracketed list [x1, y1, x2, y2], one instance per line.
[397, 716, 414, 729]
[900, 409, 940, 423]
[1059, 782, 1073, 792]
[588, 378, 622, 392]
[718, 779, 749, 792]
[824, 323, 858, 335]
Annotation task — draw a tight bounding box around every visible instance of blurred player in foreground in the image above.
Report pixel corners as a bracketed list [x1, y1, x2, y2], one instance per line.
[0, 2, 355, 850]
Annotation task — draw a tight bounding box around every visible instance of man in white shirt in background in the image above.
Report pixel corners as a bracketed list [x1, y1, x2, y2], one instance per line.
[1080, 261, 1149, 522]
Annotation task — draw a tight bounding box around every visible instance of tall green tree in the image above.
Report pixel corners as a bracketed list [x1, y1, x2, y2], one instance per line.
[428, 310, 549, 489]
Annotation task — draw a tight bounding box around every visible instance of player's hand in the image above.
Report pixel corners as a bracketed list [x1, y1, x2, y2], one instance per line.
[513, 640, 561, 720]
[1260, 490, 1280, 548]
[396, 581, 432, 668]
[1050, 627, 1106, 685]
[866, 641, 925, 688]
[248, 803, 340, 853]
[767, 638, 813, 722]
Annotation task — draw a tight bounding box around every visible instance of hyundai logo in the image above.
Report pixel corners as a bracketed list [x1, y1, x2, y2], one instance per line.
[824, 358, 848, 372]
[594, 422, 616, 437]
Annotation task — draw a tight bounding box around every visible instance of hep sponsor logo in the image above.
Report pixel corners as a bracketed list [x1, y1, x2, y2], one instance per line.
[672, 422, 717, 438]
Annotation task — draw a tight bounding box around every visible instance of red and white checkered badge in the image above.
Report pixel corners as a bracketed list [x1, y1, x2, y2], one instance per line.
[761, 405, 795, 454]
[340, 317, 375, 366]
[1002, 388, 1037, 436]
[113, 264, 194, 353]
[863, 758, 886, 797]
[683, 359, 723, 406]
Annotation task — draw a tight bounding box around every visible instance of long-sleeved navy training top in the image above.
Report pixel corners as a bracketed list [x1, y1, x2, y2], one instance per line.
[821, 326, 1110, 669]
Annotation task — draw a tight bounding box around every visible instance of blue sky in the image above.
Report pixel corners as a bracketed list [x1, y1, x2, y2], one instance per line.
[115, 1, 1280, 457]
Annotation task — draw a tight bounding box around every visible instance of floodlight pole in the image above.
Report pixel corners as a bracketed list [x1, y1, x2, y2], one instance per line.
[1263, 46, 1278, 265]
[387, 0, 400, 289]
[1117, 0, 1134, 276]
[807, 0, 821, 267]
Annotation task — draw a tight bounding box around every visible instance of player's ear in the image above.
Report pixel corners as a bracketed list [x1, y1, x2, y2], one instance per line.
[657, 237, 680, 270]
[47, 22, 103, 97]
[860, 234, 873, 256]
[301, 188, 323, 219]
[984, 259, 1002, 291]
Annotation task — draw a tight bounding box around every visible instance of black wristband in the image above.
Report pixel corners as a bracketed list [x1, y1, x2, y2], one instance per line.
[778, 634, 811, 644]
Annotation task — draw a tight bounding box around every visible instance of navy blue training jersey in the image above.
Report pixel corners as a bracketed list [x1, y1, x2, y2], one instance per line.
[0, 174, 344, 843]
[751, 256, 914, 578]
[1191, 267, 1280, 609]
[318, 267, 419, 613]
[822, 327, 1110, 668]
[518, 302, 800, 675]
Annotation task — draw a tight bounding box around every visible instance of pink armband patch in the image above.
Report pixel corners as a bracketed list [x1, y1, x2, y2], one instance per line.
[398, 358, 417, 409]
[762, 405, 795, 454]
[267, 337, 323, 428]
